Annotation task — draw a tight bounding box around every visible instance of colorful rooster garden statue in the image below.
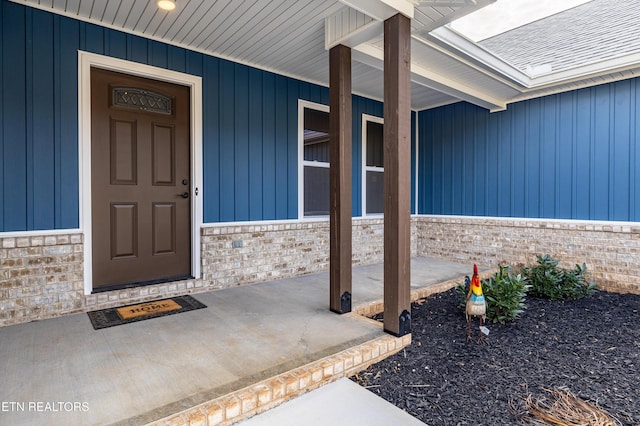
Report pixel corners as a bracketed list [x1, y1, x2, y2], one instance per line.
[465, 264, 487, 344]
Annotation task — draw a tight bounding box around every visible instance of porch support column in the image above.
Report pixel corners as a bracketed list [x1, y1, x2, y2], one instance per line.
[329, 44, 353, 314]
[383, 13, 411, 336]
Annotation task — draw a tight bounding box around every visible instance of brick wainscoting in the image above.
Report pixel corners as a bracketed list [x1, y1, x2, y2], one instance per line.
[2, 215, 638, 326]
[0, 218, 416, 326]
[0, 233, 85, 325]
[201, 218, 418, 288]
[415, 215, 640, 294]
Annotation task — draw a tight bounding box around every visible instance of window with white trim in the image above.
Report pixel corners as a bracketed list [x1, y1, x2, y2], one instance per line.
[299, 101, 330, 217]
[362, 115, 384, 215]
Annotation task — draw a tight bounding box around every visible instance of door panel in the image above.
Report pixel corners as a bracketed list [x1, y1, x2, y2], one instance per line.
[91, 68, 191, 290]
[110, 118, 137, 185]
[152, 202, 176, 255]
[152, 124, 175, 185]
[110, 203, 138, 259]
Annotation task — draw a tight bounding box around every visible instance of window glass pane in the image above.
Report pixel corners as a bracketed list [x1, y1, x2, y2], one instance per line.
[366, 170, 384, 214]
[304, 166, 330, 216]
[366, 121, 383, 167]
[304, 108, 330, 162]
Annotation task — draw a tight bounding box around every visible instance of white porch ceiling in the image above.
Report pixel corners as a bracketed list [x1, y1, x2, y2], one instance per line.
[10, 0, 640, 111]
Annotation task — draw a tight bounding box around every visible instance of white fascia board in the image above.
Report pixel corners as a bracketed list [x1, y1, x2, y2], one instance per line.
[353, 42, 507, 111]
[429, 26, 531, 87]
[509, 68, 640, 105]
[340, 0, 414, 20]
[430, 26, 640, 96]
[527, 51, 640, 88]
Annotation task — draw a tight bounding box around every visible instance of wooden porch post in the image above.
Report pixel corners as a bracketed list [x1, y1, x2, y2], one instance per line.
[329, 44, 352, 314]
[383, 13, 411, 336]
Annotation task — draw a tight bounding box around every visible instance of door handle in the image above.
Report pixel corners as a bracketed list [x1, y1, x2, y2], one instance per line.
[178, 192, 189, 199]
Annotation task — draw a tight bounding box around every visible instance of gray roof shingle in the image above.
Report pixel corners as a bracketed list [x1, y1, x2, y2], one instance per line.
[479, 0, 640, 75]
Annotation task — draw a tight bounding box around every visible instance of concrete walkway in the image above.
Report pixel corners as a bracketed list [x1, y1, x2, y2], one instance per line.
[0, 257, 480, 425]
[237, 378, 426, 426]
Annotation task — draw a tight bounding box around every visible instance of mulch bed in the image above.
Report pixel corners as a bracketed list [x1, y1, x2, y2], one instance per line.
[352, 288, 640, 425]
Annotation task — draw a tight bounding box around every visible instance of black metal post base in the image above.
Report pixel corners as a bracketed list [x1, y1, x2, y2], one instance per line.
[330, 291, 352, 314]
[384, 309, 411, 337]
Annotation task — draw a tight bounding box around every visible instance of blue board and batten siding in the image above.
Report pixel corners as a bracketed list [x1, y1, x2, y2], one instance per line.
[419, 79, 640, 222]
[6, 1, 639, 231]
[0, 1, 412, 232]
[1, 3, 79, 231]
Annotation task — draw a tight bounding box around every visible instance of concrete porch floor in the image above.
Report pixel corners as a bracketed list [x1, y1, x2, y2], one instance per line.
[0, 257, 484, 425]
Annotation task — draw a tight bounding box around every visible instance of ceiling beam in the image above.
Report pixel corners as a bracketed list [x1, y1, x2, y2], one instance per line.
[414, 0, 496, 34]
[325, 7, 382, 50]
[339, 0, 414, 21]
[353, 42, 507, 111]
[416, 1, 482, 6]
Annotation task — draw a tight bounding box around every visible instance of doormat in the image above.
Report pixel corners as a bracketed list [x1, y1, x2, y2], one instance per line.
[87, 295, 207, 330]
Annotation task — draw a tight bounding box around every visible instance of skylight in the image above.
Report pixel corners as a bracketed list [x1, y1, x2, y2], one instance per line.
[450, 0, 592, 42]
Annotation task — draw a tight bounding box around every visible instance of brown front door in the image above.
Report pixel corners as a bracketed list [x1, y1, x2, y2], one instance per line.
[91, 68, 191, 290]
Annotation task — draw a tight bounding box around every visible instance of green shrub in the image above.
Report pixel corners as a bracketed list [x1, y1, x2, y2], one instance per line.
[456, 265, 530, 324]
[483, 265, 530, 324]
[522, 254, 596, 300]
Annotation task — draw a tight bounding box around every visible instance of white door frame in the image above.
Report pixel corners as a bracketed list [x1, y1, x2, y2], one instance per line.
[78, 51, 203, 295]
